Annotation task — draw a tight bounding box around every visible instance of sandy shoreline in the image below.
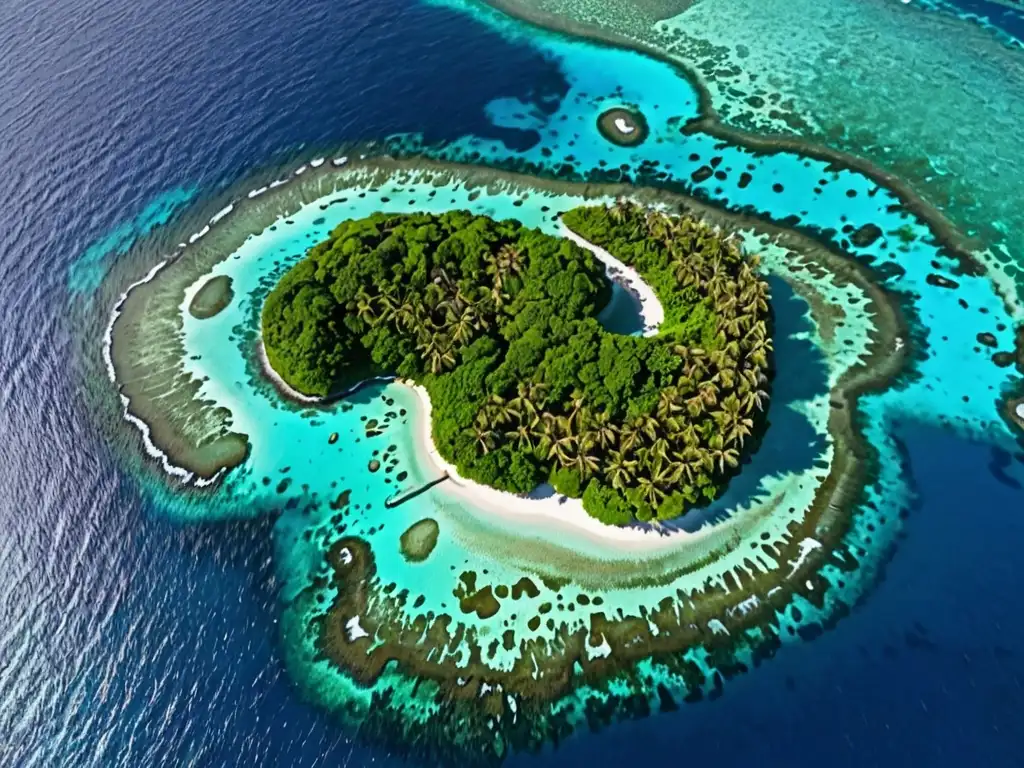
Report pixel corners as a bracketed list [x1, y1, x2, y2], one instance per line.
[403, 380, 703, 551]
[255, 340, 691, 547]
[257, 340, 324, 403]
[561, 224, 664, 336]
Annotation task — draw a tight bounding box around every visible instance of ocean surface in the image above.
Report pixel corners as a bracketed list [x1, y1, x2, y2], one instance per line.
[0, 0, 1022, 765]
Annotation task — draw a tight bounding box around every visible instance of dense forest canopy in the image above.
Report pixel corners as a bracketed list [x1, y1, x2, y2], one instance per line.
[261, 204, 772, 525]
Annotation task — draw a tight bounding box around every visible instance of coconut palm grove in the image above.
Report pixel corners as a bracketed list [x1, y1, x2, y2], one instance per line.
[261, 202, 773, 523]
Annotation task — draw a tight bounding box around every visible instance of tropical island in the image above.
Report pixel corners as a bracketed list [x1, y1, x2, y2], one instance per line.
[261, 202, 773, 524]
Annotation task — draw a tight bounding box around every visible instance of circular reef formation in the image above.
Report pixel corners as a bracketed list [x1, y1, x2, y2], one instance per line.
[85, 149, 1023, 766]
[597, 107, 649, 147]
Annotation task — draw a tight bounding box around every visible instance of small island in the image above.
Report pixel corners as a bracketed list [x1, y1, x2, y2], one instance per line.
[597, 107, 649, 147]
[262, 203, 772, 525]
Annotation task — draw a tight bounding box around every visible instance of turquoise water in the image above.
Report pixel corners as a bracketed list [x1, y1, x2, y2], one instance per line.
[88, 0, 1023, 759]
[405, 0, 1023, 437]
[165, 166, 848, 735]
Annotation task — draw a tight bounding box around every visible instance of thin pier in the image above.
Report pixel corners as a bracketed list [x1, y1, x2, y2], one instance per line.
[385, 472, 449, 508]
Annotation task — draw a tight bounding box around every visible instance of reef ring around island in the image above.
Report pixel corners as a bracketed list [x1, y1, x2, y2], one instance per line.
[85, 152, 945, 761]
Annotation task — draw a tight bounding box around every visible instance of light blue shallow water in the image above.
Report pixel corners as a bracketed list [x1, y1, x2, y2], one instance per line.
[1, 0, 1022, 763]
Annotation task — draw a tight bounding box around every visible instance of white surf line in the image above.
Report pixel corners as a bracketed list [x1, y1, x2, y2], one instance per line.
[560, 224, 664, 336]
[102, 154, 372, 486]
[104, 259, 196, 483]
[209, 203, 234, 225]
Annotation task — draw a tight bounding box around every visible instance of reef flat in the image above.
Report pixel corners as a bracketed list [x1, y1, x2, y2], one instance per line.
[459, 0, 1024, 301]
[98, 152, 932, 762]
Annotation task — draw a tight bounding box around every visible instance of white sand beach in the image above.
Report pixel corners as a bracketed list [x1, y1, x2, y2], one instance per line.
[561, 224, 664, 337]
[613, 117, 636, 134]
[403, 381, 701, 551]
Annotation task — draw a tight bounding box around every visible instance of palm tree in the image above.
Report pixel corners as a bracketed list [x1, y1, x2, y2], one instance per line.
[746, 339, 772, 369]
[698, 380, 720, 407]
[565, 388, 587, 427]
[351, 287, 377, 324]
[684, 393, 706, 418]
[484, 393, 519, 427]
[496, 243, 525, 277]
[656, 387, 684, 421]
[545, 415, 578, 466]
[651, 455, 683, 489]
[604, 449, 637, 490]
[428, 346, 456, 374]
[741, 387, 769, 414]
[715, 365, 737, 390]
[631, 414, 659, 443]
[646, 211, 673, 246]
[506, 418, 539, 451]
[727, 420, 754, 447]
[416, 334, 456, 374]
[536, 412, 560, 455]
[509, 380, 544, 421]
[619, 420, 642, 454]
[390, 299, 418, 332]
[723, 315, 745, 338]
[673, 449, 703, 484]
[636, 474, 666, 508]
[468, 417, 497, 454]
[571, 445, 601, 479]
[708, 444, 740, 473]
[448, 306, 478, 346]
[489, 284, 507, 311]
[609, 198, 634, 223]
[589, 409, 618, 450]
[375, 286, 398, 317]
[646, 436, 671, 462]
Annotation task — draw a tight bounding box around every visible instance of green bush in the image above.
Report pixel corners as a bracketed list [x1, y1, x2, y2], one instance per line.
[550, 467, 584, 498]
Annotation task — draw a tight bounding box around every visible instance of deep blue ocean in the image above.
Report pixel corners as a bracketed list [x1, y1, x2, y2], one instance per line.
[1, 0, 1022, 765]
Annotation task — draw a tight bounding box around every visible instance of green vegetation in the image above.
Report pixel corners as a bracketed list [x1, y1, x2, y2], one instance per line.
[262, 203, 772, 525]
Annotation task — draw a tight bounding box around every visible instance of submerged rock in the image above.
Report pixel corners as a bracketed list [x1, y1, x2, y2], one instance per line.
[399, 518, 439, 562]
[188, 275, 234, 319]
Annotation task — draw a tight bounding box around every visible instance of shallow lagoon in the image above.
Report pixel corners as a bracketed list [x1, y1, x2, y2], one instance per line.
[89, 0, 1024, 760]
[96, 145, 1003, 754]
